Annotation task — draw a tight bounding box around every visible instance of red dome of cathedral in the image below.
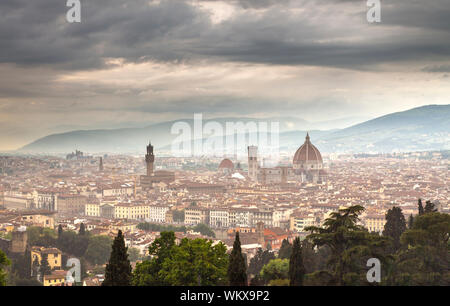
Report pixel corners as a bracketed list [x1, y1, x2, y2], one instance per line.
[293, 133, 323, 164]
[218, 158, 234, 169]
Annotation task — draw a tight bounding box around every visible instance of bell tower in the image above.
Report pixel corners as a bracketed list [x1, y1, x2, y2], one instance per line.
[145, 141, 155, 176]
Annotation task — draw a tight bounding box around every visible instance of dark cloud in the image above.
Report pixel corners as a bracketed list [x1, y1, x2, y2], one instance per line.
[1, 0, 450, 71]
[1, 0, 450, 149]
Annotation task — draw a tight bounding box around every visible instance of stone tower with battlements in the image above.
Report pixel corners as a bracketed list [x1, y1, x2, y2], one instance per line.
[145, 141, 155, 176]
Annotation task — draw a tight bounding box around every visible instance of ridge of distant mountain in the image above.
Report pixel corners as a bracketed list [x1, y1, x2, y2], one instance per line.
[19, 105, 450, 154]
[19, 116, 309, 153]
[314, 104, 450, 153]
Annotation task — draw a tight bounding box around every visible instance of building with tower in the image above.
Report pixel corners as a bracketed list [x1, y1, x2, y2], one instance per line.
[247, 133, 327, 184]
[140, 141, 175, 189]
[145, 142, 154, 176]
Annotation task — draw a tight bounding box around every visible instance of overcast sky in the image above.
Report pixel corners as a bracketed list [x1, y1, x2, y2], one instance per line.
[1, 0, 450, 150]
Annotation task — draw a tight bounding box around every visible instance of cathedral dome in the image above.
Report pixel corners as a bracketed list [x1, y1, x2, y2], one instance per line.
[218, 158, 234, 169]
[293, 133, 323, 165]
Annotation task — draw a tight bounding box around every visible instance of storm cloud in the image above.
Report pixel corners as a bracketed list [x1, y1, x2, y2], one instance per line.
[0, 0, 450, 150]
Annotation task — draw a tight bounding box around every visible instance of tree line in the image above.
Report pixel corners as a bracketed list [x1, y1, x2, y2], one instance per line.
[102, 199, 449, 286]
[1, 199, 448, 286]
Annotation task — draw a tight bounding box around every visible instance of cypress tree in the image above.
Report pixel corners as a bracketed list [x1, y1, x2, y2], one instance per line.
[408, 214, 414, 229]
[288, 237, 305, 286]
[102, 230, 132, 286]
[32, 257, 40, 279]
[57, 224, 63, 238]
[79, 223, 86, 235]
[382, 206, 407, 252]
[278, 239, 292, 259]
[227, 232, 247, 286]
[418, 199, 424, 215]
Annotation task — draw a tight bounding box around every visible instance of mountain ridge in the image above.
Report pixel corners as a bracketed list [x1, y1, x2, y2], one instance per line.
[19, 105, 450, 154]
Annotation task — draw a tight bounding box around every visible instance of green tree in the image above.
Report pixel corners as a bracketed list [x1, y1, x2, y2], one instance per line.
[57, 224, 63, 238]
[173, 210, 185, 223]
[102, 230, 132, 286]
[57, 230, 88, 258]
[0, 250, 10, 286]
[133, 232, 228, 286]
[424, 201, 437, 214]
[278, 239, 292, 259]
[10, 249, 32, 281]
[306, 205, 392, 285]
[32, 256, 40, 279]
[132, 231, 177, 286]
[27, 226, 57, 247]
[408, 214, 414, 229]
[193, 223, 216, 238]
[268, 278, 290, 286]
[137, 222, 187, 233]
[260, 259, 289, 284]
[387, 212, 450, 285]
[289, 237, 305, 286]
[248, 248, 275, 277]
[383, 206, 407, 252]
[418, 199, 424, 215]
[301, 241, 330, 274]
[159, 238, 228, 285]
[227, 232, 247, 286]
[79, 223, 86, 235]
[128, 247, 140, 262]
[85, 235, 112, 265]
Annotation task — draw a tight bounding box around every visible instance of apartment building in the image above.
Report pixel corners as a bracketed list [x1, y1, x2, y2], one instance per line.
[290, 213, 316, 232]
[114, 203, 149, 220]
[57, 194, 87, 216]
[184, 207, 210, 225]
[229, 208, 251, 227]
[209, 209, 229, 228]
[148, 205, 169, 223]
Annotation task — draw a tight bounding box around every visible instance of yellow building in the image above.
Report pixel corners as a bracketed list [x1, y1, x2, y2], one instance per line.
[31, 246, 62, 270]
[114, 203, 149, 220]
[365, 214, 386, 233]
[0, 223, 14, 233]
[85, 202, 100, 217]
[20, 212, 55, 228]
[43, 270, 67, 286]
[110, 221, 138, 233]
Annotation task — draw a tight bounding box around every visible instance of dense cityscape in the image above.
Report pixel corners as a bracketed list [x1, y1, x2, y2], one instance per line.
[0, 134, 448, 286]
[1, 0, 449, 294]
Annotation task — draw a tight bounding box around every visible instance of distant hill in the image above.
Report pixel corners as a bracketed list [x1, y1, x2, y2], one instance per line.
[19, 105, 450, 154]
[19, 116, 311, 154]
[314, 104, 450, 153]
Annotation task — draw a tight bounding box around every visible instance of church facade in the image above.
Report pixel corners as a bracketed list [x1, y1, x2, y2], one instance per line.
[248, 133, 327, 184]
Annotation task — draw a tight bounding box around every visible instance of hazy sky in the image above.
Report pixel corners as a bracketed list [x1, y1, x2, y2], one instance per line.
[1, 0, 450, 150]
